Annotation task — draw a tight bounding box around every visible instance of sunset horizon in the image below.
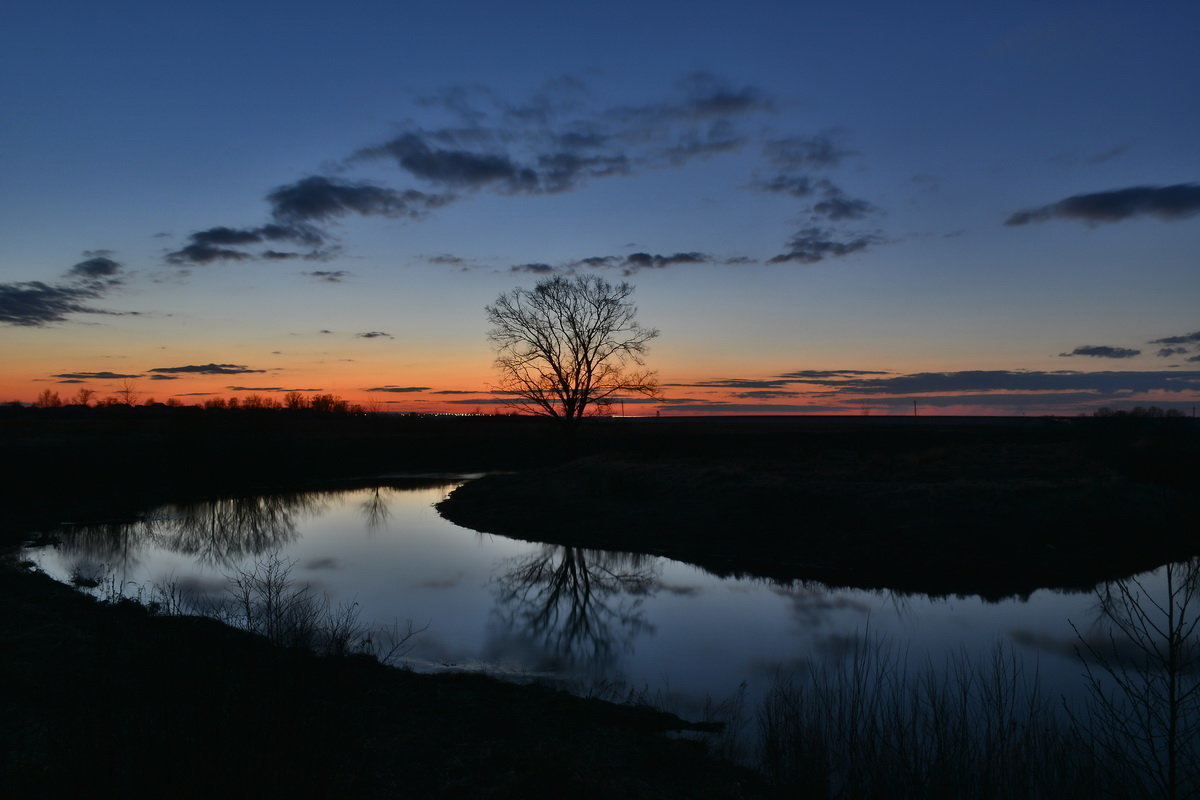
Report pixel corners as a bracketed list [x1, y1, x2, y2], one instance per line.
[4, 2, 1197, 416]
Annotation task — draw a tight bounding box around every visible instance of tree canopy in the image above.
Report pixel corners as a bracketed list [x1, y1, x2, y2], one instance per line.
[486, 275, 659, 418]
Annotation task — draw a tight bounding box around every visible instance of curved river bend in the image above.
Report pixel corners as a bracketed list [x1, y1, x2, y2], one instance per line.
[22, 478, 1181, 720]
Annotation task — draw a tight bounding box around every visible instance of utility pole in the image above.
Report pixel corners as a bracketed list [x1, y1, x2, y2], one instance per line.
[913, 400, 917, 417]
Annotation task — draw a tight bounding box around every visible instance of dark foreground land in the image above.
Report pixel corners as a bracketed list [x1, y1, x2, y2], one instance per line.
[3, 407, 1198, 794]
[1, 567, 757, 798]
[439, 414, 1200, 598]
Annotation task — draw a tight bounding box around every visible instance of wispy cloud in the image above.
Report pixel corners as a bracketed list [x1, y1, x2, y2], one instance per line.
[767, 227, 880, 264]
[1, 254, 128, 326]
[303, 270, 349, 283]
[1006, 183, 1200, 226]
[363, 385, 430, 392]
[226, 385, 323, 392]
[149, 363, 266, 375]
[1058, 345, 1141, 359]
[51, 371, 141, 380]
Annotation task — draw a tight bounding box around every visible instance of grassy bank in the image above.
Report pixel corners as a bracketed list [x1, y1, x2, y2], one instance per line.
[437, 417, 1200, 598]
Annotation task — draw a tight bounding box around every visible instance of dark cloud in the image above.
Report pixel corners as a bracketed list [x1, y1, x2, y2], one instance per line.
[572, 256, 619, 268]
[356, 331, 393, 339]
[674, 369, 1200, 403]
[167, 176, 450, 265]
[622, 252, 711, 272]
[534, 151, 630, 192]
[613, 73, 773, 124]
[358, 73, 775, 197]
[68, 256, 123, 279]
[812, 190, 878, 221]
[431, 390, 483, 395]
[1150, 330, 1200, 345]
[52, 371, 141, 379]
[425, 254, 465, 265]
[732, 390, 806, 399]
[768, 227, 879, 264]
[164, 244, 254, 265]
[1059, 345, 1142, 359]
[56, 379, 85, 384]
[658, 119, 745, 165]
[165, 222, 328, 265]
[778, 369, 891, 379]
[149, 363, 266, 375]
[268, 176, 453, 222]
[358, 133, 534, 190]
[670, 377, 795, 390]
[512, 251, 718, 277]
[818, 370, 1200, 395]
[763, 133, 854, 170]
[753, 176, 878, 222]
[163, 75, 864, 269]
[363, 386, 430, 393]
[304, 270, 349, 282]
[226, 386, 323, 392]
[189, 224, 323, 247]
[871, 392, 1120, 408]
[148, 375, 179, 381]
[0, 280, 118, 327]
[754, 174, 820, 198]
[1005, 183, 1200, 226]
[361, 132, 630, 195]
[510, 263, 557, 274]
[1157, 347, 1190, 358]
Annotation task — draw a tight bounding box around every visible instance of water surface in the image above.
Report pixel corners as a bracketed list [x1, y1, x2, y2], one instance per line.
[22, 478, 1160, 717]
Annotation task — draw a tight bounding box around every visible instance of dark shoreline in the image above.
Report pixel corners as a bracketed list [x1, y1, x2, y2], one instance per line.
[436, 418, 1200, 600]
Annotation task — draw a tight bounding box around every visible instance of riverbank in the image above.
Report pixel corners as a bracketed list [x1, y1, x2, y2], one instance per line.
[1, 564, 761, 797]
[437, 418, 1200, 598]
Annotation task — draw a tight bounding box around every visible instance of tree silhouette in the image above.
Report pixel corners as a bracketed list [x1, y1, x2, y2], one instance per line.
[486, 275, 659, 418]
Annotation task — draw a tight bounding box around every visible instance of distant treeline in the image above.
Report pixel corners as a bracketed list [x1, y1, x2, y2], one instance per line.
[1092, 405, 1191, 418]
[26, 388, 370, 414]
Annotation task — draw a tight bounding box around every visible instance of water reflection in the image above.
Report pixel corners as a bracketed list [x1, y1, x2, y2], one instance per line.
[490, 545, 659, 674]
[49, 481, 455, 571]
[360, 488, 391, 534]
[56, 492, 325, 570]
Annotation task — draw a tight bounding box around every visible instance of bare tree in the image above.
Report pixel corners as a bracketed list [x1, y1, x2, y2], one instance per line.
[486, 275, 659, 418]
[1071, 559, 1200, 799]
[115, 378, 139, 406]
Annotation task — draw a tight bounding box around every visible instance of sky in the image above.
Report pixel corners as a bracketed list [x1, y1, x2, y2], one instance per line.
[3, 0, 1198, 415]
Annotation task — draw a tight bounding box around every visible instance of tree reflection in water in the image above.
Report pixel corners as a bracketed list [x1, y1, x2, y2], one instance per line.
[54, 491, 333, 572]
[360, 487, 391, 534]
[491, 545, 659, 675]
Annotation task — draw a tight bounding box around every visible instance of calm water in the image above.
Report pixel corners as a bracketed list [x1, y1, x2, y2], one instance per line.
[21, 477, 1167, 718]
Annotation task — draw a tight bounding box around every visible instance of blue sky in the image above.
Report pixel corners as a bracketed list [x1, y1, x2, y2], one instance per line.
[3, 0, 1198, 413]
